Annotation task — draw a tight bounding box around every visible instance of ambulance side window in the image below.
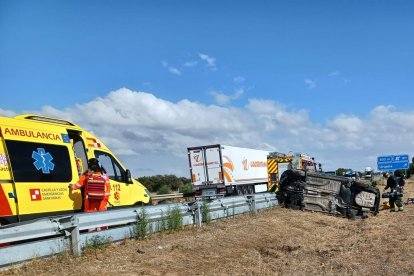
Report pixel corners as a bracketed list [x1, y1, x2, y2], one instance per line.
[5, 140, 72, 182]
[95, 151, 125, 182]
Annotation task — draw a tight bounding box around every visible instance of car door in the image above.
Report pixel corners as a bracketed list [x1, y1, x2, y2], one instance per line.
[94, 150, 131, 207]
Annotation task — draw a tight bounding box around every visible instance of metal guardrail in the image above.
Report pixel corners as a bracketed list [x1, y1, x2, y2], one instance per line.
[151, 193, 185, 201]
[0, 192, 278, 267]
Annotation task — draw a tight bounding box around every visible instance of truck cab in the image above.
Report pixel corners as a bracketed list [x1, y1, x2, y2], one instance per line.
[267, 152, 317, 192]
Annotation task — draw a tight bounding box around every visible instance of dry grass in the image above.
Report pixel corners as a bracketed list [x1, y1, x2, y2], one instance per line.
[3, 179, 414, 276]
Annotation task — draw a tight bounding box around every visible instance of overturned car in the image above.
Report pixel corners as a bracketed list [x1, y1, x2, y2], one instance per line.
[277, 169, 380, 218]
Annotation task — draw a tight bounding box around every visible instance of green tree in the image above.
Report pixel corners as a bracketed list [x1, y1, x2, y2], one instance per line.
[137, 175, 191, 193]
[336, 168, 351, 176]
[178, 183, 193, 194]
[157, 185, 172, 195]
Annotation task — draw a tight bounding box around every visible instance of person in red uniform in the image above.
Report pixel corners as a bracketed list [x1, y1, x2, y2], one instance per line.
[70, 158, 111, 212]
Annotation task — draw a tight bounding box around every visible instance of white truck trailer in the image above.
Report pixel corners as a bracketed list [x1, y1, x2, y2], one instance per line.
[188, 144, 270, 197]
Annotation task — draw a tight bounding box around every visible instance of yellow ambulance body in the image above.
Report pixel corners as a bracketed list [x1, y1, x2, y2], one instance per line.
[0, 114, 150, 225]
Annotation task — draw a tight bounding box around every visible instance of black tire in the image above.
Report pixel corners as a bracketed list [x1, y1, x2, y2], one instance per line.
[248, 185, 254, 194]
[351, 181, 380, 194]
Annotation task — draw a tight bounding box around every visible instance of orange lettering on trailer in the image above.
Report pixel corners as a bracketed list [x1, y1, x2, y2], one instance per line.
[223, 162, 234, 172]
[223, 170, 232, 183]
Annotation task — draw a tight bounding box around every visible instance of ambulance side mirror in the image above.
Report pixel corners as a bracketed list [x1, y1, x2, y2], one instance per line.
[126, 169, 133, 184]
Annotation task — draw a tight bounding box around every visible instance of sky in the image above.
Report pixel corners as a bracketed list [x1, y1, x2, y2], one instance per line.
[1, 0, 414, 177]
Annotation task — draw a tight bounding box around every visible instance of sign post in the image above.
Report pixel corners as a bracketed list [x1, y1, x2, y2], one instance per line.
[377, 154, 410, 171]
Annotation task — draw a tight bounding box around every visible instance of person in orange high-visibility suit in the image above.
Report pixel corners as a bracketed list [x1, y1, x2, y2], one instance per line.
[70, 158, 111, 212]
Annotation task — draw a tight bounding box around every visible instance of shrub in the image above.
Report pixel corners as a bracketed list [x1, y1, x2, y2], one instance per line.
[157, 185, 172, 195]
[134, 208, 150, 240]
[159, 210, 167, 232]
[83, 235, 111, 256]
[137, 175, 191, 193]
[201, 199, 211, 224]
[166, 206, 183, 231]
[179, 183, 193, 194]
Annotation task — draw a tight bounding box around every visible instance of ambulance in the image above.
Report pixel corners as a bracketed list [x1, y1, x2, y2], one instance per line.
[0, 114, 150, 225]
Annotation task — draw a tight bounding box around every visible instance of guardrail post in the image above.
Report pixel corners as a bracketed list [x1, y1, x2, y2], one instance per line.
[56, 216, 81, 257]
[221, 202, 228, 217]
[247, 195, 257, 214]
[70, 217, 81, 257]
[195, 198, 202, 227]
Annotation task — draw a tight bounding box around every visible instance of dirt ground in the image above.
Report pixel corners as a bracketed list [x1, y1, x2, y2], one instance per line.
[3, 178, 414, 276]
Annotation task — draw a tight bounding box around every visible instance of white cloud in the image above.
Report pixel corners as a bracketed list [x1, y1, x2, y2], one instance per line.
[0, 108, 17, 117]
[5, 88, 414, 176]
[210, 91, 231, 105]
[328, 114, 363, 133]
[247, 99, 310, 132]
[328, 71, 350, 84]
[198, 53, 217, 70]
[233, 88, 244, 99]
[328, 71, 340, 77]
[233, 76, 245, 83]
[304, 78, 317, 89]
[184, 61, 198, 67]
[168, 67, 181, 75]
[210, 88, 244, 105]
[161, 60, 181, 75]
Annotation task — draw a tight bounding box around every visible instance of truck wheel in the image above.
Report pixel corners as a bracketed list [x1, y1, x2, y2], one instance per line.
[248, 185, 254, 194]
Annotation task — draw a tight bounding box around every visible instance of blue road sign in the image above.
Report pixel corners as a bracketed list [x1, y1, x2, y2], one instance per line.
[377, 154, 409, 171]
[377, 156, 393, 163]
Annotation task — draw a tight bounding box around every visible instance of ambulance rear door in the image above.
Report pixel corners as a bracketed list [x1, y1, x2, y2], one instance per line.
[2, 125, 81, 221]
[0, 132, 17, 224]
